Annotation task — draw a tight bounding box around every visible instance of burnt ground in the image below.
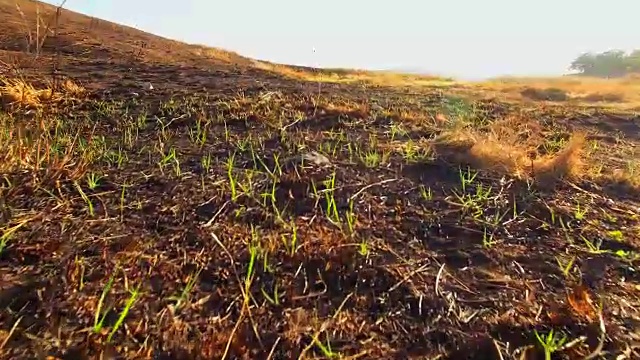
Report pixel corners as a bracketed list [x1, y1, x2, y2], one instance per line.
[1, 1, 640, 360]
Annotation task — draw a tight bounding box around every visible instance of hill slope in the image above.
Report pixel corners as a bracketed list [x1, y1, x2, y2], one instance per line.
[0, 0, 253, 65]
[1, 0, 293, 99]
[1, 1, 640, 360]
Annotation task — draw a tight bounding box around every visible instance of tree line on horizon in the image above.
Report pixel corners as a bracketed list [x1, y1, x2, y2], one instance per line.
[570, 49, 640, 78]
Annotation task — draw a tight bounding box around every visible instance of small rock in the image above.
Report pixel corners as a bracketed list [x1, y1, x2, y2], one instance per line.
[302, 151, 331, 166]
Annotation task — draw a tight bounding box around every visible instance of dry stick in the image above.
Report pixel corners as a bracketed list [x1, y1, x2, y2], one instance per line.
[265, 337, 281, 360]
[15, 0, 68, 58]
[557, 335, 587, 352]
[0, 316, 22, 350]
[387, 262, 430, 293]
[348, 178, 398, 202]
[435, 262, 446, 297]
[36, 15, 50, 57]
[492, 339, 505, 360]
[15, 3, 32, 53]
[202, 200, 229, 227]
[36, 5, 39, 55]
[51, 1, 67, 91]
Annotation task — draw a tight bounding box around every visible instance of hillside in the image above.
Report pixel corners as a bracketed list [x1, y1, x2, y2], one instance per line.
[0, 0, 255, 65]
[1, 1, 640, 360]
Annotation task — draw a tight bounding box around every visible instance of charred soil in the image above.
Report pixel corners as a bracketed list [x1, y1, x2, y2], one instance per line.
[1, 1, 640, 359]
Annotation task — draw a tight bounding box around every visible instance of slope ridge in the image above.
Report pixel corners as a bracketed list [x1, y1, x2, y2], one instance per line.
[0, 0, 253, 68]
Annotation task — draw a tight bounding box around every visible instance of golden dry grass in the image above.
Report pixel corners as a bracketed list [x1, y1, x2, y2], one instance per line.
[532, 132, 586, 182]
[253, 60, 456, 88]
[190, 45, 249, 65]
[477, 75, 640, 108]
[0, 77, 54, 107]
[59, 78, 86, 96]
[435, 118, 587, 185]
[0, 76, 86, 108]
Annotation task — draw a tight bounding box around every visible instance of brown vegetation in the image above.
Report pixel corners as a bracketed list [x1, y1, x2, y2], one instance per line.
[478, 75, 640, 109]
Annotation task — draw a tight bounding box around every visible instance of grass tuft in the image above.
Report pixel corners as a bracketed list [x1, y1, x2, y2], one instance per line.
[0, 76, 86, 109]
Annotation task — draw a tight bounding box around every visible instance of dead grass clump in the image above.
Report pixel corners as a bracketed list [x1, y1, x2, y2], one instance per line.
[434, 115, 538, 176]
[531, 133, 586, 182]
[0, 77, 86, 109]
[521, 87, 568, 101]
[432, 128, 476, 153]
[60, 78, 86, 96]
[467, 136, 530, 175]
[0, 77, 55, 108]
[434, 127, 586, 184]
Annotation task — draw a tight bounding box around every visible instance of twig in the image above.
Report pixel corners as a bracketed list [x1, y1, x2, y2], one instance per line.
[557, 335, 587, 352]
[265, 337, 281, 360]
[51, 1, 67, 90]
[14, 3, 32, 53]
[493, 338, 505, 360]
[349, 178, 398, 202]
[0, 316, 22, 350]
[584, 311, 607, 360]
[387, 262, 430, 293]
[202, 200, 229, 227]
[15, 0, 68, 57]
[435, 262, 446, 296]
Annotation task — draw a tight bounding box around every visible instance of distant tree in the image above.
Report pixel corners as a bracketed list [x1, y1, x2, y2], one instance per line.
[570, 49, 640, 77]
[627, 50, 640, 72]
[570, 52, 597, 74]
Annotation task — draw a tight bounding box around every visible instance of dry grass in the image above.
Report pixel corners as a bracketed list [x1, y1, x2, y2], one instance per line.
[253, 60, 456, 88]
[0, 77, 54, 107]
[466, 134, 531, 175]
[0, 76, 86, 108]
[0, 106, 89, 183]
[477, 75, 640, 108]
[532, 132, 586, 182]
[59, 78, 86, 96]
[434, 112, 587, 185]
[190, 45, 249, 65]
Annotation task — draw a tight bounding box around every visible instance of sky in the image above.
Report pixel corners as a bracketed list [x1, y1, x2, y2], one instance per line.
[43, 0, 639, 80]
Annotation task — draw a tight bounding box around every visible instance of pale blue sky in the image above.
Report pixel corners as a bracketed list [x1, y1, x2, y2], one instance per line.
[44, 0, 638, 80]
